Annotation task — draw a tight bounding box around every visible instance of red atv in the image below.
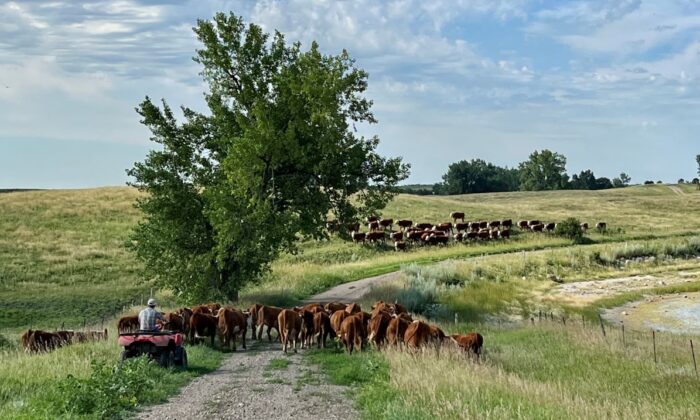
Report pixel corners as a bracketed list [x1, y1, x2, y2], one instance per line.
[118, 331, 187, 368]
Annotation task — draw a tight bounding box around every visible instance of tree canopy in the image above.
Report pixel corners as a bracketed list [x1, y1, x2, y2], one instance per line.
[436, 159, 519, 194]
[518, 149, 569, 191]
[127, 13, 409, 301]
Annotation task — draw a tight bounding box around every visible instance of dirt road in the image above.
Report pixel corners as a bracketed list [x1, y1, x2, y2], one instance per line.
[306, 271, 403, 303]
[138, 340, 356, 420]
[668, 185, 685, 195]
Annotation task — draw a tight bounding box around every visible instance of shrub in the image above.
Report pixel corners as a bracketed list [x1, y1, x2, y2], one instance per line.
[55, 356, 164, 419]
[554, 218, 584, 243]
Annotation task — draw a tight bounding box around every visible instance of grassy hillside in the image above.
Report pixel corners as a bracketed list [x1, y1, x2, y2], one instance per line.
[2, 185, 699, 329]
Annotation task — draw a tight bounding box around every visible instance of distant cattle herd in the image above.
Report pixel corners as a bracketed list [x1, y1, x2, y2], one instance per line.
[330, 212, 607, 250]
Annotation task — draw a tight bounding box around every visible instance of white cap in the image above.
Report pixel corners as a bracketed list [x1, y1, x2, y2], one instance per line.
[147, 298, 157, 307]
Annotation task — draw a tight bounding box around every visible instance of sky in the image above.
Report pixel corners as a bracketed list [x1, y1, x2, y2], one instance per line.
[1, 0, 700, 189]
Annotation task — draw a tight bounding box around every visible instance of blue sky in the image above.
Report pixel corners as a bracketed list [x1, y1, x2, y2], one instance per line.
[1, 0, 700, 188]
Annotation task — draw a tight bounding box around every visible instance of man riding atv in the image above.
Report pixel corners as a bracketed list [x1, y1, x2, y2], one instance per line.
[139, 298, 165, 332]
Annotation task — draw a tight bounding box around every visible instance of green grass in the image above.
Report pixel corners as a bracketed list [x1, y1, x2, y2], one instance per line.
[309, 321, 700, 419]
[266, 357, 291, 370]
[0, 327, 223, 419]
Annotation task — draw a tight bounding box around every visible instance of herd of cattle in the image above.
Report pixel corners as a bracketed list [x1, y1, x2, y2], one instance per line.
[115, 300, 484, 358]
[20, 328, 108, 353]
[332, 211, 606, 250]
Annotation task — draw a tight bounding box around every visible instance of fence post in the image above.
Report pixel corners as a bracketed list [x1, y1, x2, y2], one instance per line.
[83, 317, 86, 330]
[692, 340, 698, 377]
[652, 330, 657, 365]
[562, 316, 566, 326]
[621, 322, 626, 348]
[539, 310, 542, 322]
[454, 312, 458, 325]
[598, 314, 606, 338]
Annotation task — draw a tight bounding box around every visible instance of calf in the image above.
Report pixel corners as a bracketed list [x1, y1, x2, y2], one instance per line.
[450, 332, 484, 360]
[297, 309, 315, 349]
[313, 311, 334, 348]
[256, 305, 283, 341]
[190, 312, 218, 346]
[450, 211, 465, 222]
[278, 309, 302, 354]
[394, 240, 407, 251]
[217, 307, 247, 351]
[339, 314, 364, 354]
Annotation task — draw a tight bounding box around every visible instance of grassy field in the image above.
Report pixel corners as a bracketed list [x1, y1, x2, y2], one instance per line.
[311, 320, 700, 419]
[2, 184, 700, 418]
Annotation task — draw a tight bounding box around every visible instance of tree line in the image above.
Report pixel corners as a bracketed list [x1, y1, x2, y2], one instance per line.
[409, 149, 631, 195]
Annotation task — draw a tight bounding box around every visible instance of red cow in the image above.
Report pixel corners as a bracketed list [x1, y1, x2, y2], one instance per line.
[313, 311, 334, 348]
[217, 307, 247, 351]
[278, 309, 302, 354]
[256, 306, 283, 341]
[450, 332, 484, 360]
[189, 312, 218, 346]
[339, 314, 364, 354]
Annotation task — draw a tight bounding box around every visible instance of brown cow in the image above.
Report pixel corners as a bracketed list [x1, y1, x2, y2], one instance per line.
[302, 303, 325, 314]
[192, 305, 211, 315]
[455, 222, 469, 232]
[164, 312, 185, 333]
[386, 316, 410, 346]
[518, 220, 529, 229]
[596, 222, 607, 231]
[580, 222, 589, 231]
[545, 222, 556, 232]
[26, 330, 63, 352]
[415, 223, 433, 230]
[345, 303, 362, 314]
[528, 220, 541, 227]
[394, 241, 407, 251]
[379, 218, 394, 230]
[366, 215, 379, 223]
[351, 231, 366, 243]
[450, 211, 465, 222]
[470, 222, 481, 231]
[339, 314, 364, 354]
[330, 309, 349, 336]
[433, 234, 449, 245]
[346, 222, 361, 233]
[453, 232, 464, 242]
[465, 231, 478, 240]
[189, 312, 218, 346]
[176, 307, 192, 335]
[499, 229, 511, 239]
[450, 332, 484, 360]
[531, 223, 544, 232]
[489, 220, 501, 229]
[206, 302, 222, 313]
[404, 321, 445, 349]
[278, 309, 302, 354]
[55, 330, 75, 345]
[501, 219, 513, 229]
[477, 229, 491, 240]
[390, 231, 404, 241]
[297, 309, 315, 349]
[396, 219, 413, 230]
[248, 304, 263, 339]
[406, 230, 423, 242]
[256, 306, 283, 341]
[434, 222, 453, 234]
[324, 302, 347, 313]
[118, 315, 139, 333]
[217, 307, 247, 351]
[367, 221, 380, 232]
[367, 310, 392, 349]
[366, 231, 385, 243]
[313, 311, 334, 348]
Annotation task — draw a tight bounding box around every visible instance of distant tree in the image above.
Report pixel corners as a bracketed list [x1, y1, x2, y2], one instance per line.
[657, 180, 663, 184]
[697, 155, 700, 189]
[595, 177, 613, 189]
[518, 150, 569, 191]
[613, 172, 631, 188]
[127, 13, 409, 301]
[693, 178, 700, 185]
[438, 159, 519, 194]
[570, 170, 597, 190]
[644, 180, 655, 185]
[678, 178, 686, 184]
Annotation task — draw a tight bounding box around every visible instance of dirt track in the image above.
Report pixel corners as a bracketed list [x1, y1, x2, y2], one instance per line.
[137, 273, 398, 419]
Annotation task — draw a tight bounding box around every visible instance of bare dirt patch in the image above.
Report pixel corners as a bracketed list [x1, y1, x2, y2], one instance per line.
[549, 272, 700, 307]
[603, 292, 700, 334]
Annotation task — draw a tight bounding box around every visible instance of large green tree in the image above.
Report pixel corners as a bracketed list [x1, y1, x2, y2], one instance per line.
[437, 159, 519, 194]
[518, 149, 569, 191]
[127, 13, 409, 302]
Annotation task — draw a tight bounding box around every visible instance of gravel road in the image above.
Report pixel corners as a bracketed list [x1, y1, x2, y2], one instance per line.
[138, 339, 357, 420]
[306, 271, 402, 303]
